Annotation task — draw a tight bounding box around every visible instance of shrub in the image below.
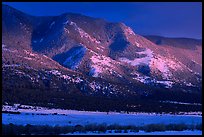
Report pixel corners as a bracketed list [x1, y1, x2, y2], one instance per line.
[53, 125, 61, 134]
[97, 123, 107, 133]
[2, 123, 16, 135]
[107, 124, 121, 130]
[195, 124, 202, 131]
[173, 124, 188, 131]
[2, 123, 202, 135]
[144, 124, 166, 132]
[85, 123, 98, 131]
[118, 130, 122, 133]
[124, 129, 128, 133]
[74, 124, 85, 132]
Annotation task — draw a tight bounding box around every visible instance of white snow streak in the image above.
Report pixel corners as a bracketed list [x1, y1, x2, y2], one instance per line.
[119, 48, 153, 66]
[49, 21, 55, 29]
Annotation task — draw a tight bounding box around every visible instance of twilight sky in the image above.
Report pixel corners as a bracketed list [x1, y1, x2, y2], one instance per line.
[3, 2, 202, 39]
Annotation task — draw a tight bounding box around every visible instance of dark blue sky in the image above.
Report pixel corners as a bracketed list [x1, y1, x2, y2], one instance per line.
[3, 2, 202, 39]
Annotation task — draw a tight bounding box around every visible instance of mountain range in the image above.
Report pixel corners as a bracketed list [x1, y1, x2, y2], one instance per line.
[2, 4, 202, 112]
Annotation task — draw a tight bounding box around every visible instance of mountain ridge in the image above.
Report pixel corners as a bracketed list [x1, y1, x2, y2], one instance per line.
[2, 4, 202, 112]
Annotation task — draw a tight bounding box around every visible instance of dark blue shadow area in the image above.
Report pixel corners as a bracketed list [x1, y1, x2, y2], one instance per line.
[53, 46, 86, 70]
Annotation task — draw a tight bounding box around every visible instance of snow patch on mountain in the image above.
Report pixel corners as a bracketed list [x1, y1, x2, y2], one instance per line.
[89, 68, 99, 77]
[63, 20, 70, 25]
[76, 26, 100, 44]
[90, 53, 119, 77]
[184, 82, 197, 87]
[119, 48, 153, 66]
[63, 46, 87, 70]
[79, 29, 100, 44]
[48, 70, 85, 83]
[32, 38, 44, 43]
[156, 80, 173, 88]
[23, 50, 38, 57]
[186, 83, 194, 87]
[89, 80, 118, 93]
[118, 48, 181, 81]
[118, 47, 184, 80]
[135, 42, 141, 47]
[2, 44, 17, 52]
[49, 21, 55, 29]
[3, 64, 21, 67]
[191, 60, 201, 66]
[49, 70, 62, 75]
[150, 57, 170, 79]
[96, 46, 104, 51]
[89, 81, 102, 91]
[23, 57, 33, 60]
[133, 75, 150, 84]
[2, 44, 6, 48]
[39, 38, 43, 42]
[124, 26, 135, 35]
[121, 23, 135, 36]
[150, 55, 183, 79]
[90, 55, 112, 77]
[64, 20, 100, 44]
[132, 72, 173, 88]
[64, 28, 69, 33]
[49, 70, 72, 80]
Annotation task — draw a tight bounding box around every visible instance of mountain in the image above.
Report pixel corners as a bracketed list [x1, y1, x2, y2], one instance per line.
[2, 5, 202, 113]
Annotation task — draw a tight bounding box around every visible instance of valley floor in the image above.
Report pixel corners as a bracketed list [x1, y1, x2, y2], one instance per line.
[62, 130, 202, 135]
[2, 104, 202, 135]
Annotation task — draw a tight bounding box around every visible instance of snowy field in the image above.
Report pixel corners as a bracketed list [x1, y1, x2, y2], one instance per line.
[62, 130, 202, 135]
[2, 104, 202, 127]
[2, 112, 202, 127]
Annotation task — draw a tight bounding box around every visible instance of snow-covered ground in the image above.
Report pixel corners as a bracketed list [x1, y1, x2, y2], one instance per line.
[119, 48, 153, 66]
[160, 101, 202, 106]
[62, 130, 202, 135]
[2, 104, 202, 127]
